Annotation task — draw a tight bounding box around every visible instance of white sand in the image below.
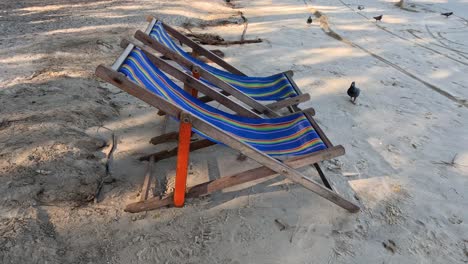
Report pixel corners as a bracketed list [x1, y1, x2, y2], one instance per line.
[0, 0, 467, 263]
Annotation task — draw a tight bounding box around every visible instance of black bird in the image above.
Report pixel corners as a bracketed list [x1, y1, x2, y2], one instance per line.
[441, 12, 453, 18]
[307, 15, 313, 24]
[347, 82, 361, 103]
[373, 15, 383, 21]
[358, 5, 365, 10]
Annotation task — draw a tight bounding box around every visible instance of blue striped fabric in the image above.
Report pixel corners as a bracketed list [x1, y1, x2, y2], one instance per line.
[118, 48, 326, 157]
[149, 21, 298, 101]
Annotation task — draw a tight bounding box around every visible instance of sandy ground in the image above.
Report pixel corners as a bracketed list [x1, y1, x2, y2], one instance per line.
[1, 0, 467, 263]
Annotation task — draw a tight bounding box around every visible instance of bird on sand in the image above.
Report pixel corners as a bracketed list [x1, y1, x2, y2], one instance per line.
[358, 5, 365, 10]
[307, 15, 313, 24]
[441, 12, 453, 18]
[347, 82, 361, 103]
[373, 15, 383, 21]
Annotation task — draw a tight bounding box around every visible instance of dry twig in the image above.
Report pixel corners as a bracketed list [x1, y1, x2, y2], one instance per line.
[94, 130, 117, 203]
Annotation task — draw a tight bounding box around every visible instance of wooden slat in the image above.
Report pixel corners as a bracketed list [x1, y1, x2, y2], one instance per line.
[111, 43, 134, 71]
[135, 43, 261, 118]
[149, 131, 179, 145]
[265, 93, 311, 111]
[140, 156, 155, 201]
[125, 145, 346, 212]
[134, 32, 278, 118]
[197, 93, 312, 117]
[197, 94, 220, 103]
[96, 66, 359, 212]
[140, 139, 216, 162]
[146, 17, 247, 76]
[281, 107, 315, 117]
[145, 18, 157, 34]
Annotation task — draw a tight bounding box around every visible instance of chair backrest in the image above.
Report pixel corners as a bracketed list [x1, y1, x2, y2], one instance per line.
[149, 21, 225, 74]
[118, 47, 326, 156]
[149, 21, 297, 101]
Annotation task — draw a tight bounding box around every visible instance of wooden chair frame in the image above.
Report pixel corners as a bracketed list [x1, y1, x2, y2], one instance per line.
[96, 55, 360, 212]
[131, 23, 347, 202]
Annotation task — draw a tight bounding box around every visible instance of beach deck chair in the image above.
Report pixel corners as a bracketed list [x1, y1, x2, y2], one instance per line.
[139, 17, 311, 109]
[95, 43, 360, 213]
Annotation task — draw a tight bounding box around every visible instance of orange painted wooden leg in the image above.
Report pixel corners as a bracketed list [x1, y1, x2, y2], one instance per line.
[191, 68, 200, 97]
[174, 113, 192, 207]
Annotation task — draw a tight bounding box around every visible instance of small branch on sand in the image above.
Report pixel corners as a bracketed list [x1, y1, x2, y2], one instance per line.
[94, 132, 117, 203]
[0, 117, 28, 129]
[431, 153, 465, 167]
[221, 39, 263, 45]
[239, 11, 248, 42]
[187, 32, 262, 45]
[181, 17, 241, 31]
[274, 219, 287, 231]
[182, 11, 261, 46]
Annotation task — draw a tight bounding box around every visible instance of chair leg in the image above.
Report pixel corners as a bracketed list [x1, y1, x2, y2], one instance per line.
[313, 163, 332, 190]
[174, 113, 192, 207]
[140, 156, 155, 201]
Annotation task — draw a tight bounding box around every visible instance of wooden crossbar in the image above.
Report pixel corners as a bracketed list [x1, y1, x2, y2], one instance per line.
[149, 131, 179, 145]
[111, 43, 134, 71]
[141, 139, 215, 161]
[140, 155, 155, 201]
[265, 93, 311, 111]
[95, 65, 359, 212]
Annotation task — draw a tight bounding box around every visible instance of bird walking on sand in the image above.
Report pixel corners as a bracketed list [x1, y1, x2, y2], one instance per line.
[347, 82, 361, 103]
[373, 15, 383, 21]
[307, 15, 313, 24]
[441, 12, 453, 18]
[358, 5, 365, 10]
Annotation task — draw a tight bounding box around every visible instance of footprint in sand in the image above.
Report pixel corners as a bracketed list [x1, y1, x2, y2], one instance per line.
[386, 144, 401, 154]
[448, 215, 463, 225]
[383, 239, 397, 253]
[325, 158, 344, 171]
[356, 159, 368, 171]
[195, 215, 222, 247]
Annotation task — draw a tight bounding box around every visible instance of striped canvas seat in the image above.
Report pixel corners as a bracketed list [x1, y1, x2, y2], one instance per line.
[118, 48, 326, 157]
[149, 21, 298, 101]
